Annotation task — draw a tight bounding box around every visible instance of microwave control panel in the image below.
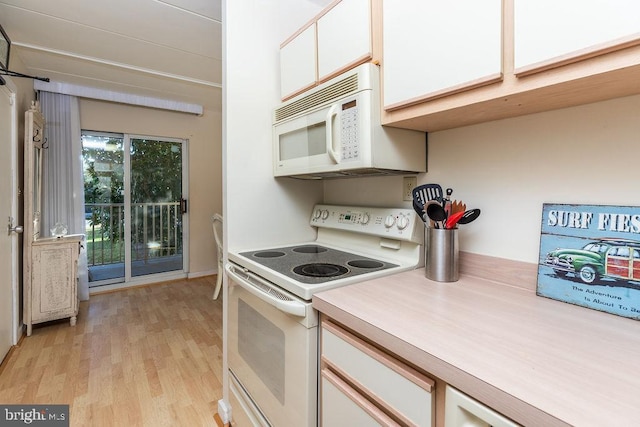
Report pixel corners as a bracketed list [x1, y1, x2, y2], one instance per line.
[341, 101, 359, 162]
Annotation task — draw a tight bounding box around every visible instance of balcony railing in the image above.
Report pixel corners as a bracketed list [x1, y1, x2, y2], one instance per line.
[85, 202, 183, 267]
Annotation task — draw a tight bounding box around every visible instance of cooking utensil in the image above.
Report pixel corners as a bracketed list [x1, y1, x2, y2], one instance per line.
[423, 200, 442, 228]
[444, 188, 453, 218]
[457, 208, 481, 225]
[412, 183, 443, 208]
[450, 200, 466, 215]
[445, 211, 465, 229]
[412, 200, 427, 222]
[426, 202, 447, 228]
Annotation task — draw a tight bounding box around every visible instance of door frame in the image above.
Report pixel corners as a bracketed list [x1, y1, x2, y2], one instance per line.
[87, 133, 190, 294]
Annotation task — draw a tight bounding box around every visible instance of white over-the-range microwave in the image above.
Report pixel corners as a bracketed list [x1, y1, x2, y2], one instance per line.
[273, 63, 427, 179]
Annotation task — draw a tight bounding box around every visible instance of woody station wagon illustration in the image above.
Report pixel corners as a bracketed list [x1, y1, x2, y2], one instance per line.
[543, 239, 640, 285]
[537, 203, 640, 320]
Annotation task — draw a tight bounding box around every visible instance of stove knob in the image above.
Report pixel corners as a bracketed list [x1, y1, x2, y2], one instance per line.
[360, 213, 370, 225]
[321, 209, 330, 220]
[397, 214, 410, 230]
[384, 214, 396, 228]
[313, 209, 322, 220]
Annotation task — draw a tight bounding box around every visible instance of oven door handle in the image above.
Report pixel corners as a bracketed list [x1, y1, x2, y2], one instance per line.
[225, 263, 307, 317]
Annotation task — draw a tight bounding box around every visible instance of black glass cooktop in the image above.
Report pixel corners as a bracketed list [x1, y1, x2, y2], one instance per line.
[239, 244, 398, 285]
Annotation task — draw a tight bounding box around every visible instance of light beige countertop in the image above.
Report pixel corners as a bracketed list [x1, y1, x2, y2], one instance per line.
[312, 266, 640, 426]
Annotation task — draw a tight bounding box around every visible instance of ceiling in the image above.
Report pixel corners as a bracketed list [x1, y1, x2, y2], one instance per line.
[0, 0, 222, 112]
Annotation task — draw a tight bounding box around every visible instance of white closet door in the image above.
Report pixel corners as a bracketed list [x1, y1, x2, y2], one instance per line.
[0, 85, 17, 360]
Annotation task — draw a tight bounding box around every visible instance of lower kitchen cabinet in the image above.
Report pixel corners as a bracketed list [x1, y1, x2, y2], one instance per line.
[321, 369, 401, 426]
[320, 318, 435, 426]
[444, 386, 519, 427]
[24, 234, 83, 336]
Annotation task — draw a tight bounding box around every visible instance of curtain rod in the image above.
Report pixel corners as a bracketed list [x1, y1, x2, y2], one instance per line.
[0, 69, 50, 84]
[34, 80, 204, 116]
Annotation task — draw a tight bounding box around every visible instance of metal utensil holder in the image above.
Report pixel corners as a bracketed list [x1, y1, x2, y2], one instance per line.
[425, 227, 459, 282]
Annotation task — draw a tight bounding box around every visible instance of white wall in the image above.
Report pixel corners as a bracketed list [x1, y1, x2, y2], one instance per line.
[224, 0, 329, 253]
[327, 94, 640, 264]
[427, 94, 640, 262]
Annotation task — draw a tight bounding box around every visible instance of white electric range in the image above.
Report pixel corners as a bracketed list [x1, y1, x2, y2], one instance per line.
[225, 204, 422, 426]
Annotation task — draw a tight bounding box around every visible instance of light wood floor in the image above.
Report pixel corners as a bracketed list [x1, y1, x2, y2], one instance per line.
[0, 276, 223, 426]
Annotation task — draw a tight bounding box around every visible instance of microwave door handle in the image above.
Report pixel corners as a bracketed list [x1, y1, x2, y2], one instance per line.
[325, 104, 340, 164]
[225, 263, 307, 317]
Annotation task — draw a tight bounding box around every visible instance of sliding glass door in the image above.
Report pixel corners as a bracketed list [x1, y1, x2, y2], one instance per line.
[129, 137, 185, 277]
[82, 132, 126, 283]
[82, 132, 188, 287]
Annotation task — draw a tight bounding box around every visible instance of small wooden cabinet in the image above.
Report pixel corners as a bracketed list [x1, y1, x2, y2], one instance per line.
[320, 318, 435, 426]
[26, 235, 83, 336]
[280, 0, 377, 100]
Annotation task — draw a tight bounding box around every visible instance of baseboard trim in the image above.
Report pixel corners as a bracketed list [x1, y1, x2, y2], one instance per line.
[0, 329, 25, 376]
[188, 269, 217, 279]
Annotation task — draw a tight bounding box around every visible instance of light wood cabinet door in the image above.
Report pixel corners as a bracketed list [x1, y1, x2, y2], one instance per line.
[280, 24, 317, 100]
[317, 0, 372, 81]
[514, 0, 640, 75]
[383, 0, 503, 110]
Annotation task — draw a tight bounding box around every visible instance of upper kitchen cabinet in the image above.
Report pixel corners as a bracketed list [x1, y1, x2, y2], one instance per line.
[381, 0, 640, 132]
[514, 0, 640, 76]
[382, 0, 503, 110]
[280, 24, 317, 99]
[317, 0, 372, 81]
[280, 0, 379, 100]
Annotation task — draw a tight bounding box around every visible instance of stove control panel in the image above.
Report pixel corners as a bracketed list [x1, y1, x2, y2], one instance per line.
[310, 204, 421, 242]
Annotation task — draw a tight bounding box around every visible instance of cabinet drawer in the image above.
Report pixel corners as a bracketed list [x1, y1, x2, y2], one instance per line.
[445, 386, 520, 427]
[322, 320, 434, 426]
[321, 368, 400, 427]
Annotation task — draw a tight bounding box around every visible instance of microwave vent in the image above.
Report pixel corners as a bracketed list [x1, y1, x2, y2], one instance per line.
[275, 73, 359, 122]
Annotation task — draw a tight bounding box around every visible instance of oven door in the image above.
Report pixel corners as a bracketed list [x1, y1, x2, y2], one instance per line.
[226, 263, 318, 427]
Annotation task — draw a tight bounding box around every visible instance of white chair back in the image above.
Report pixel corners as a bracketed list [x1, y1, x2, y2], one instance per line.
[211, 214, 223, 300]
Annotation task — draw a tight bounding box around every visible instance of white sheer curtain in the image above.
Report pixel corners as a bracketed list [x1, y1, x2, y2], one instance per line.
[39, 91, 89, 301]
